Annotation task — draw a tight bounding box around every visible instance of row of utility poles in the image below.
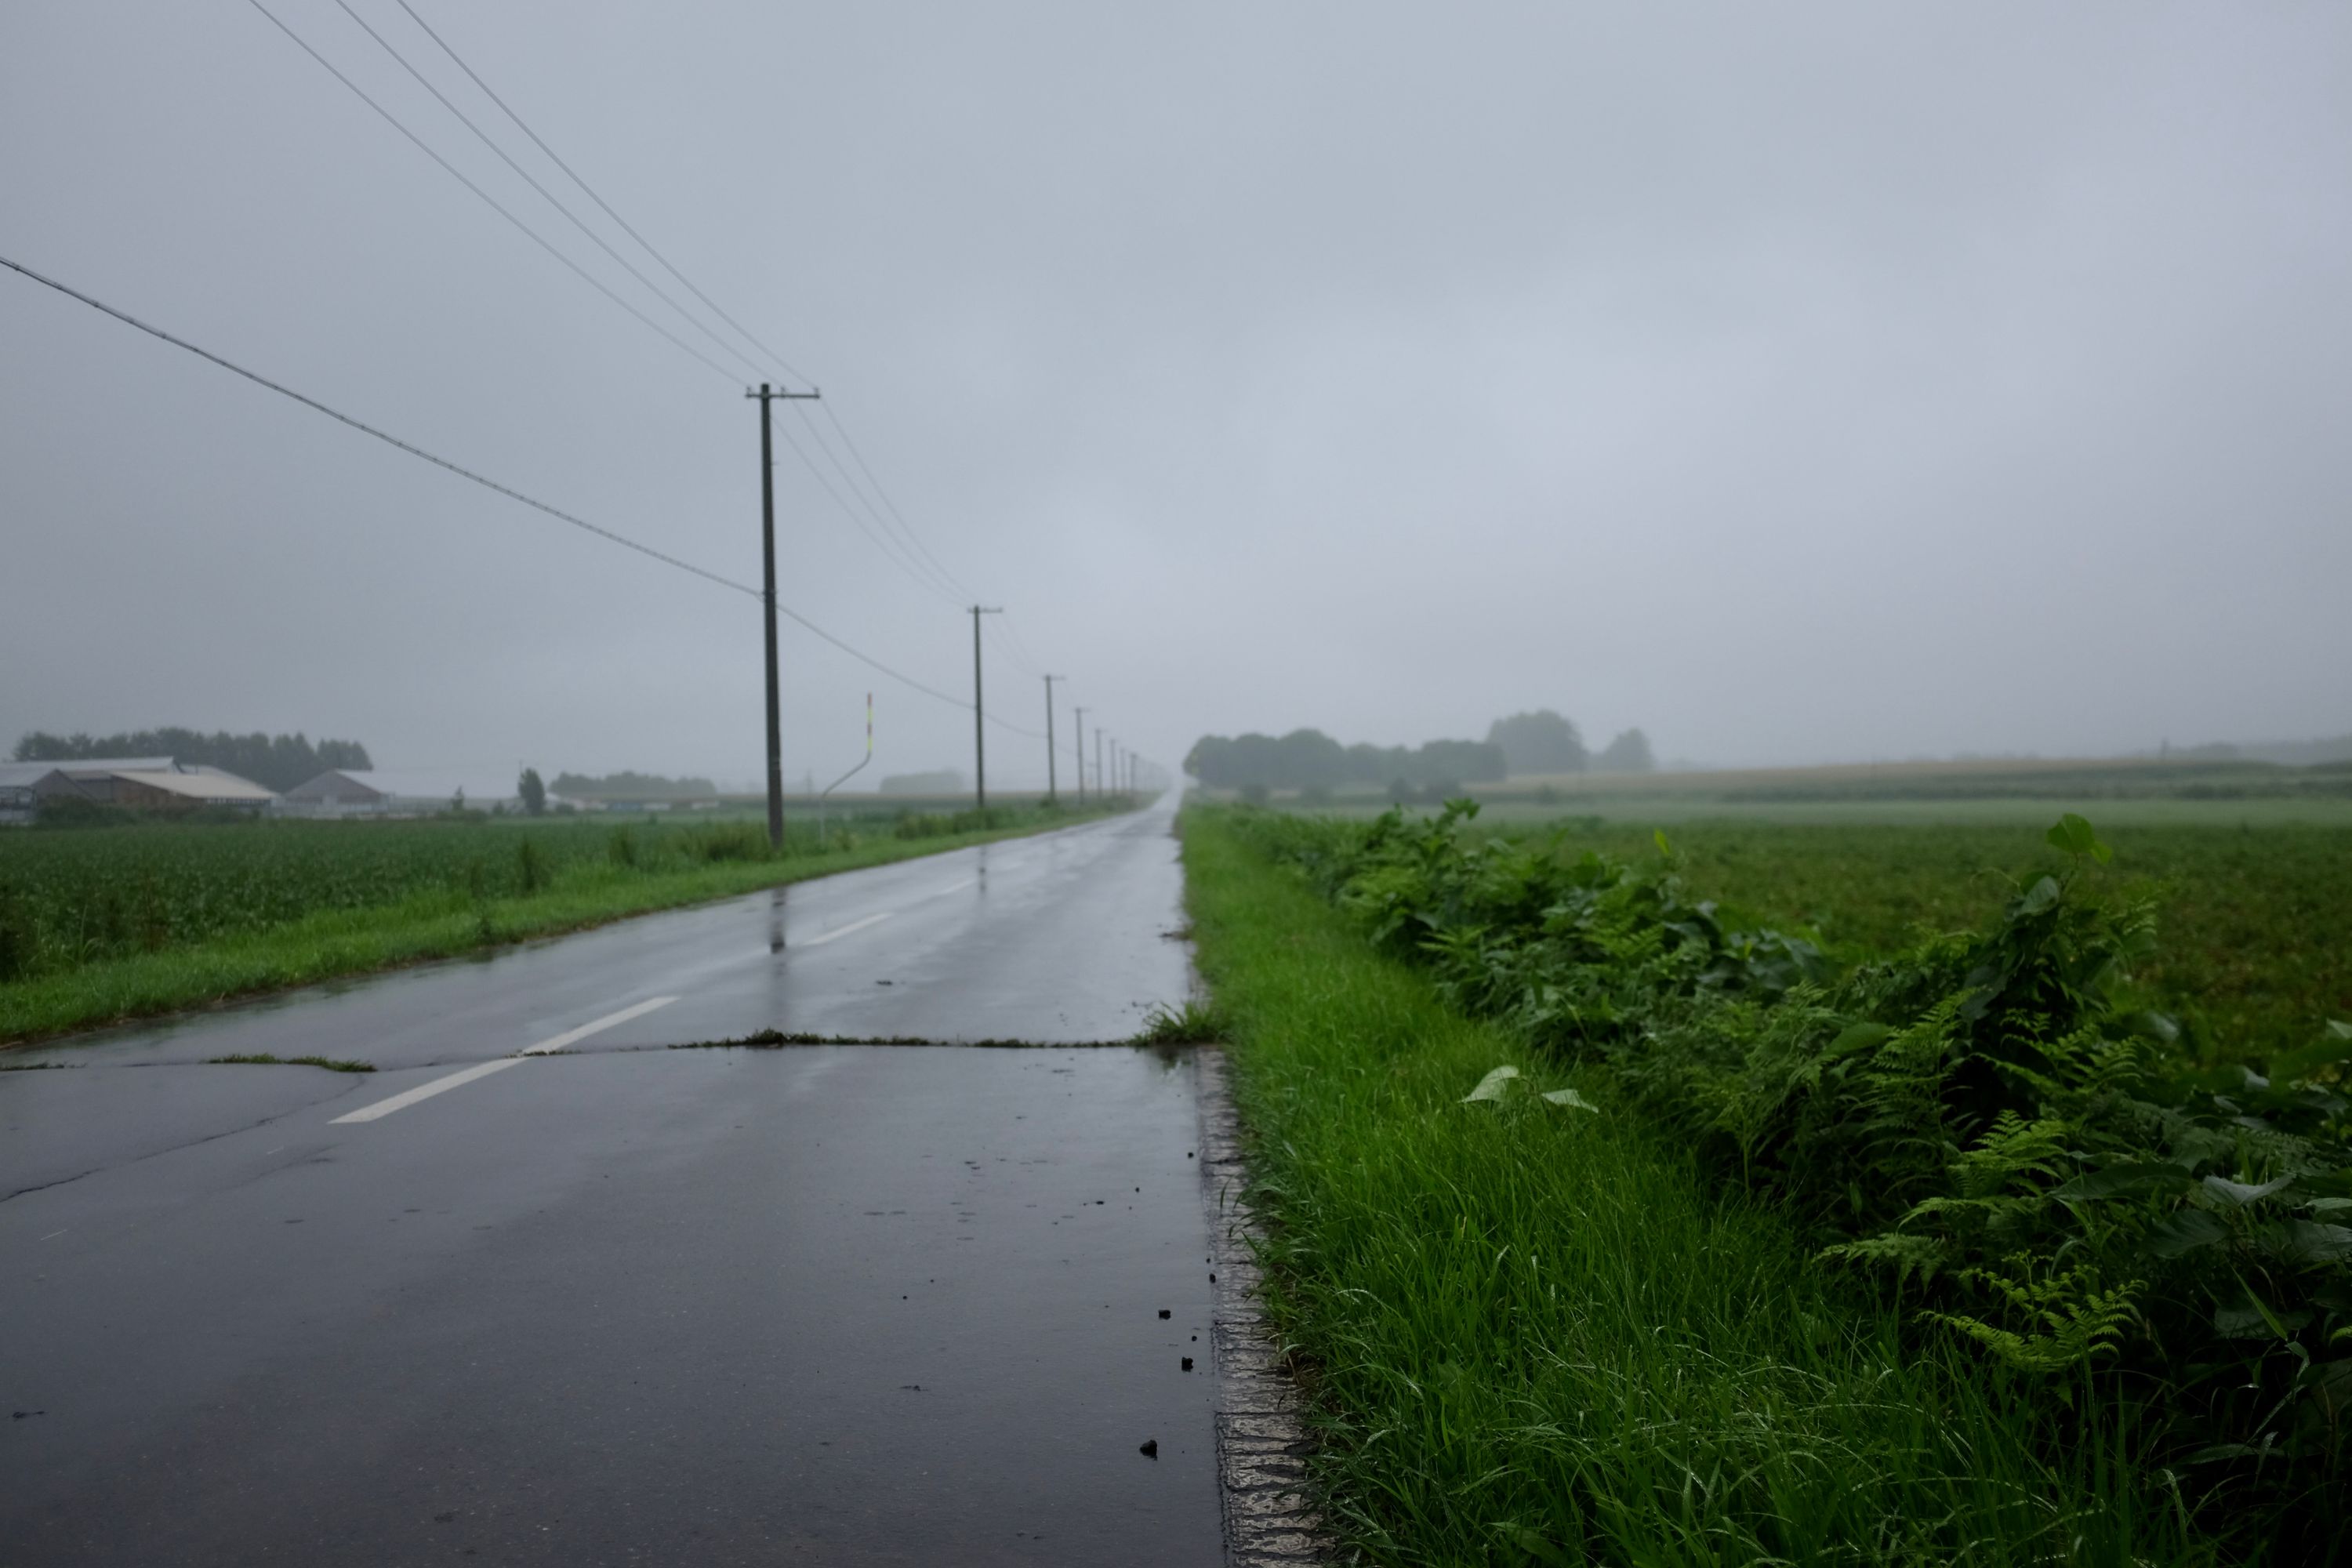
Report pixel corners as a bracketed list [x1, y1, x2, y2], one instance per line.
[753, 384, 1151, 844]
[1035, 678, 1144, 805]
[967, 607, 1149, 808]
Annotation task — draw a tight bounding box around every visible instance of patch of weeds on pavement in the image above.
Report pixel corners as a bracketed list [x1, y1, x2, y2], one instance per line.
[207, 1052, 377, 1073]
[0, 1059, 74, 1070]
[1131, 998, 1228, 1044]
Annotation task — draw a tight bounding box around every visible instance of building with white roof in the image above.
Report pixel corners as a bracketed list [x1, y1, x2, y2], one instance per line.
[281, 768, 523, 816]
[0, 758, 276, 820]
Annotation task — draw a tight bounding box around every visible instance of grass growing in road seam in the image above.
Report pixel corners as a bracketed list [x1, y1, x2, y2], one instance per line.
[1181, 810, 2190, 1566]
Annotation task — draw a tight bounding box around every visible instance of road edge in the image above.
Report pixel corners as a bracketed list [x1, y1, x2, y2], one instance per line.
[2, 806, 1146, 1054]
[1196, 1044, 1334, 1566]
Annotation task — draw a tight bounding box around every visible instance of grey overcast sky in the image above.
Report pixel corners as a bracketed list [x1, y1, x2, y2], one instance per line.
[3, 2, 2347, 786]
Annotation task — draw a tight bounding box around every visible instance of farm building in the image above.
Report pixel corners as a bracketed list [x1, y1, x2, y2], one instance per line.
[0, 758, 277, 818]
[0, 762, 75, 824]
[41, 757, 180, 800]
[281, 768, 524, 816]
[100, 768, 278, 812]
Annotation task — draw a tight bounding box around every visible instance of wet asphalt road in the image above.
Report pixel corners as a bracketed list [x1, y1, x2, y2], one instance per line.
[1, 797, 1221, 1566]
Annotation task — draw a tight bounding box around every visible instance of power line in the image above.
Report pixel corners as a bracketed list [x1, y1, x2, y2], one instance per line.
[391, 0, 815, 390]
[234, 8, 1048, 741]
[244, 0, 741, 384]
[762, 409, 960, 606]
[789, 404, 968, 604]
[816, 401, 975, 602]
[368, 0, 967, 609]
[985, 615, 1042, 681]
[383, 0, 979, 611]
[281, 0, 984, 621]
[325, 0, 769, 384]
[994, 612, 1049, 677]
[0, 251, 1045, 738]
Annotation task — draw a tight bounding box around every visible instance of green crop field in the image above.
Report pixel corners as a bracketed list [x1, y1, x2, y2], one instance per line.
[0, 800, 1123, 1044]
[1241, 758, 2352, 1060]
[1229, 753, 2352, 828]
[1472, 817, 2352, 1065]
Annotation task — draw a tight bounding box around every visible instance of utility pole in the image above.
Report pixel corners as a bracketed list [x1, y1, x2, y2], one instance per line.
[748, 381, 819, 848]
[970, 605, 1002, 810]
[1095, 731, 1105, 801]
[1073, 707, 1088, 805]
[1042, 675, 1064, 804]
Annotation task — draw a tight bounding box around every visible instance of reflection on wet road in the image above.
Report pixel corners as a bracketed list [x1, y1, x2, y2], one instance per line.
[0, 793, 1222, 1565]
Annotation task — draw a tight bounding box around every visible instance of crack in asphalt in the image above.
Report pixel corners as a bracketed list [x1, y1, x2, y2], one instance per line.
[0, 1089, 358, 1206]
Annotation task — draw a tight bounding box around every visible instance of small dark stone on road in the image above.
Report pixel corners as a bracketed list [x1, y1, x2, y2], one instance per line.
[1138, 1439, 1158, 1458]
[434, 1512, 457, 1524]
[1181, 1357, 1193, 1370]
[1157, 1308, 1170, 1319]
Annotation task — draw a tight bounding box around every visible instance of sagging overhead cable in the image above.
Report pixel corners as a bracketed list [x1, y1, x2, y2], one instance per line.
[378, 0, 983, 612]
[0, 251, 1043, 738]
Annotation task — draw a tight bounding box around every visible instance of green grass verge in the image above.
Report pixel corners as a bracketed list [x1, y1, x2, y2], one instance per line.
[1181, 810, 2192, 1566]
[1, 811, 1119, 1047]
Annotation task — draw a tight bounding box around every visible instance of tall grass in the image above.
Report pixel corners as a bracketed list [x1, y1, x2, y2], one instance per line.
[1184, 813, 2195, 1564]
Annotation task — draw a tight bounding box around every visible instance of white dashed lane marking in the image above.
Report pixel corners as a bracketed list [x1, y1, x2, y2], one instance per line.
[796, 911, 892, 948]
[330, 1058, 524, 1124]
[519, 995, 679, 1055]
[330, 996, 680, 1123]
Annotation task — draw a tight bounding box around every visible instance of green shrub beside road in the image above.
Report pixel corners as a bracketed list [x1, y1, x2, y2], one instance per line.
[1183, 811, 2189, 1564]
[1193, 804, 2350, 1560]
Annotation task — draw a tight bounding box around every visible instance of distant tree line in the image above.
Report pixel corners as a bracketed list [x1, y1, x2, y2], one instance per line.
[1184, 731, 1506, 792]
[1484, 710, 1654, 775]
[14, 728, 372, 792]
[1185, 710, 1657, 792]
[550, 770, 717, 800]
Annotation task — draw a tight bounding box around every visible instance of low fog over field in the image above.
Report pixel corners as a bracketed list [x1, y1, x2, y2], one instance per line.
[4, 2, 2347, 784]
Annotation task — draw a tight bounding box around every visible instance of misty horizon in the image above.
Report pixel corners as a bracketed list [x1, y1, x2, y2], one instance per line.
[5, 3, 2347, 786]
